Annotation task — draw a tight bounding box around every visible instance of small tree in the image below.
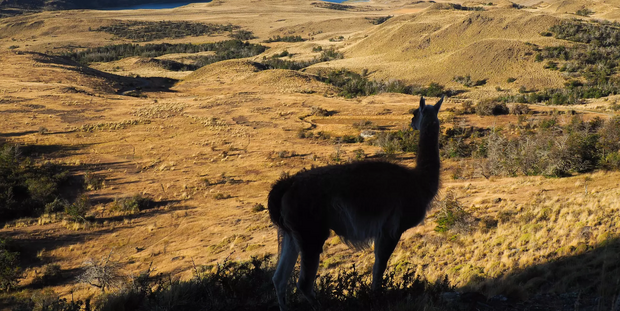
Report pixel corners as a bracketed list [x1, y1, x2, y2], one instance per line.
[79, 251, 123, 293]
[0, 239, 21, 292]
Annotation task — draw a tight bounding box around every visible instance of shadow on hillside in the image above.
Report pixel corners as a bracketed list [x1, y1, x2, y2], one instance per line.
[0, 130, 39, 138]
[28, 52, 178, 94]
[448, 236, 620, 311]
[19, 143, 91, 158]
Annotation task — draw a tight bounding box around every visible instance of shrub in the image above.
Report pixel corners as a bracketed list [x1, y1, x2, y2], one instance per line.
[230, 30, 256, 40]
[251, 203, 265, 213]
[84, 171, 105, 191]
[600, 152, 620, 170]
[370, 15, 393, 25]
[310, 106, 333, 117]
[0, 239, 21, 292]
[374, 129, 419, 155]
[453, 75, 487, 87]
[79, 252, 123, 293]
[510, 103, 531, 115]
[598, 116, 620, 155]
[576, 8, 594, 16]
[111, 195, 154, 214]
[352, 120, 376, 130]
[475, 99, 509, 116]
[35, 264, 63, 286]
[434, 191, 472, 233]
[64, 195, 90, 222]
[214, 193, 232, 200]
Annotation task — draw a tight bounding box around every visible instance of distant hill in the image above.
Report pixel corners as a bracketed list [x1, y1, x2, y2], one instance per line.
[0, 0, 205, 10]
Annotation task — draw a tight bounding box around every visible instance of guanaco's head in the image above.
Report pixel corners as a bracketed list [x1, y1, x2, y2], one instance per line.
[411, 96, 444, 131]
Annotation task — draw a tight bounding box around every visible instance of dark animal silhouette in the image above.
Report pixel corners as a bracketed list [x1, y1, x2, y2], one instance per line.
[268, 96, 444, 310]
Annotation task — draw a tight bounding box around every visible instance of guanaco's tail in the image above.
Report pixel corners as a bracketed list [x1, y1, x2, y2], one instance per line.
[268, 176, 294, 256]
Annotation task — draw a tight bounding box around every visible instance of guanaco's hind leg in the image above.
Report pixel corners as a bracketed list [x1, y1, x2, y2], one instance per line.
[273, 232, 299, 311]
[297, 249, 322, 310]
[371, 234, 401, 290]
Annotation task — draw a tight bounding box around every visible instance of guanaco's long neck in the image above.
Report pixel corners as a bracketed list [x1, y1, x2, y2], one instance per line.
[415, 120, 441, 194]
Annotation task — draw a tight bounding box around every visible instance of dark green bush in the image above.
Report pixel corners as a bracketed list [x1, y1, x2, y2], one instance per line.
[64, 195, 90, 222]
[453, 75, 487, 87]
[230, 30, 256, 41]
[0, 144, 72, 221]
[369, 15, 393, 25]
[111, 194, 154, 214]
[264, 35, 305, 43]
[475, 99, 509, 116]
[0, 238, 21, 292]
[94, 21, 241, 42]
[576, 8, 594, 16]
[434, 191, 471, 233]
[510, 103, 531, 115]
[374, 129, 419, 155]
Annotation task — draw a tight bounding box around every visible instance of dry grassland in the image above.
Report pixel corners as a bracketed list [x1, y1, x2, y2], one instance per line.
[0, 0, 619, 308]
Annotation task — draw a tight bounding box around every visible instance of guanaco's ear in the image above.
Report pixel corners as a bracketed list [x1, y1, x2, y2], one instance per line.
[434, 96, 444, 112]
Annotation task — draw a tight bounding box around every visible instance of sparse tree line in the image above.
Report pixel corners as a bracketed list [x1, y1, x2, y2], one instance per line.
[60, 40, 268, 67]
[93, 21, 248, 42]
[258, 48, 344, 70]
[263, 35, 306, 43]
[319, 69, 450, 98]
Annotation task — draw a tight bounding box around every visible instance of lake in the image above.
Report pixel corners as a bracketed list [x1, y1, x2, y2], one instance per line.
[105, 0, 349, 10]
[102, 1, 211, 10]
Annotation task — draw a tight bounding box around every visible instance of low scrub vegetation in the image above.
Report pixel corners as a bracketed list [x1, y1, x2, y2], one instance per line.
[453, 75, 487, 87]
[260, 48, 343, 70]
[0, 238, 21, 292]
[373, 111, 620, 177]
[368, 15, 393, 25]
[0, 144, 73, 221]
[517, 19, 620, 104]
[13, 255, 453, 311]
[264, 35, 305, 43]
[478, 116, 620, 177]
[321, 69, 450, 98]
[475, 99, 509, 116]
[93, 21, 242, 42]
[110, 195, 154, 214]
[61, 40, 268, 66]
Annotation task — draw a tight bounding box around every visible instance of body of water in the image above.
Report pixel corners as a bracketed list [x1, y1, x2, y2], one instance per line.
[104, 0, 352, 10]
[102, 1, 211, 10]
